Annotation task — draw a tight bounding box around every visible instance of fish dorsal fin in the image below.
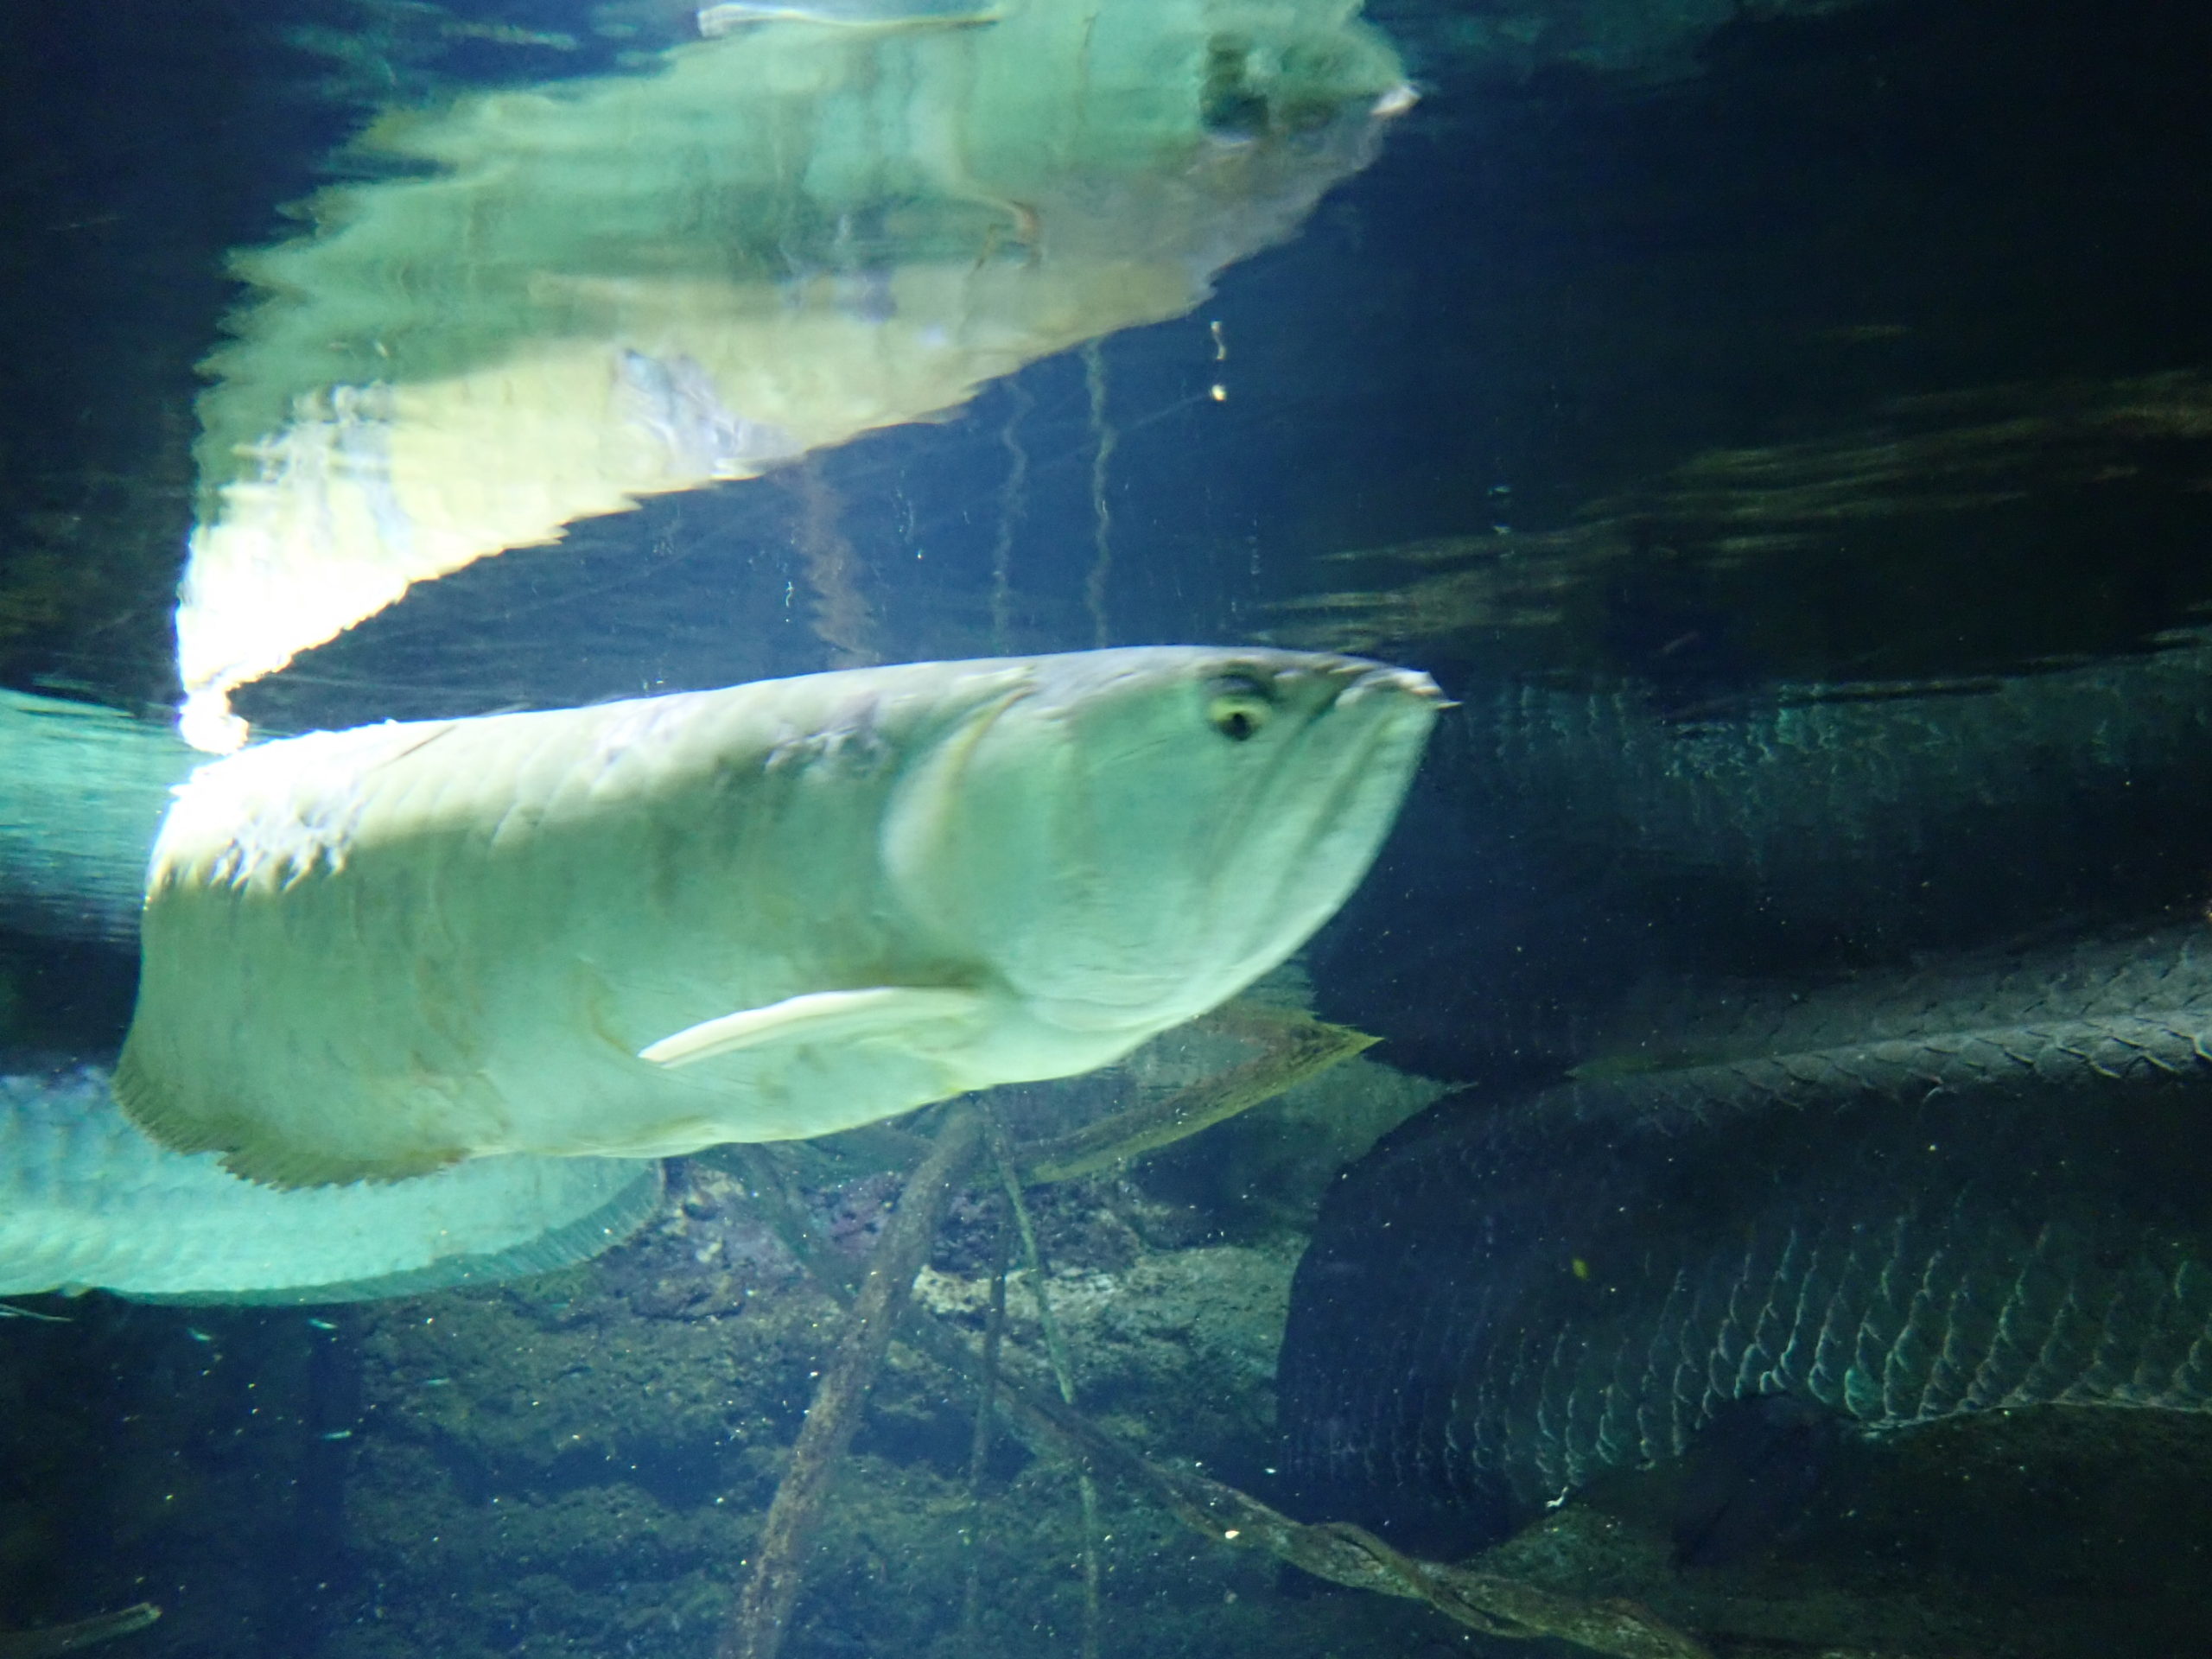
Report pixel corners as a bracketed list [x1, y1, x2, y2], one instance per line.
[639, 987, 985, 1069]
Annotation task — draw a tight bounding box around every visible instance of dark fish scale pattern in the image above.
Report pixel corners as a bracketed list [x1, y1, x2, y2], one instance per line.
[1446, 637, 2212, 970]
[1311, 641, 2212, 1091]
[1280, 936, 2212, 1548]
[1609, 924, 2212, 1066]
[1575, 1011, 2212, 1129]
[1455, 1202, 2212, 1507]
[1477, 637, 2212, 892]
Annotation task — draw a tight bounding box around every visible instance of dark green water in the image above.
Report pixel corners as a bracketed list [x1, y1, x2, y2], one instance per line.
[3, 3, 2210, 1656]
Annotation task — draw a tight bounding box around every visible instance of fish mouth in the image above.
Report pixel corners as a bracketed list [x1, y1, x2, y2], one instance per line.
[1332, 660, 1451, 715]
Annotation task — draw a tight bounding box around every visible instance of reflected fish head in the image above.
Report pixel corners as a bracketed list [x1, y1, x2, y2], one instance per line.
[882, 645, 1440, 1041]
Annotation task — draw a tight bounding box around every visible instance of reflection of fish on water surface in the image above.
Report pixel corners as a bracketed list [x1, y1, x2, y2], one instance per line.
[179, 0, 1414, 751]
[114, 647, 1440, 1186]
[613, 349, 800, 478]
[1279, 925, 2212, 1554]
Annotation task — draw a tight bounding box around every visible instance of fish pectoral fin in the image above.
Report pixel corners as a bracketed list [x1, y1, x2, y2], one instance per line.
[638, 986, 987, 1069]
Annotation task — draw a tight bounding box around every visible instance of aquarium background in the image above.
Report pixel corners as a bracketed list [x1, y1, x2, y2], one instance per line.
[6, 1, 2212, 1656]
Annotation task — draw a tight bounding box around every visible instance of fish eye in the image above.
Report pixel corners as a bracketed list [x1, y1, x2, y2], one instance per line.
[1206, 674, 1274, 741]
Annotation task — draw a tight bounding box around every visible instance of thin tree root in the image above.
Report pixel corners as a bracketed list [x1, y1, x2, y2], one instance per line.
[979, 1359, 1712, 1659]
[988, 1113, 1103, 1659]
[732, 1153, 1708, 1659]
[958, 1218, 1010, 1643]
[715, 1103, 982, 1659]
[715, 1007, 1688, 1659]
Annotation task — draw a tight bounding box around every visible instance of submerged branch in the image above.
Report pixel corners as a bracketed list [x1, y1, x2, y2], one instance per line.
[732, 1138, 1707, 1659]
[987, 1113, 1102, 1659]
[969, 1357, 1712, 1659]
[957, 1223, 1011, 1643]
[716, 1103, 982, 1659]
[714, 1008, 1693, 1658]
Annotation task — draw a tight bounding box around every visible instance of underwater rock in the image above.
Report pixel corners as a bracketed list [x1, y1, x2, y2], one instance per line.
[915, 1239, 1300, 1472]
[327, 1206, 1445, 1659]
[594, 1162, 805, 1321]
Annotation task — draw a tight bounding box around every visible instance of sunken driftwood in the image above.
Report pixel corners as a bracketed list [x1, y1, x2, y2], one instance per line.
[722, 1000, 1708, 1659]
[887, 1302, 1713, 1659]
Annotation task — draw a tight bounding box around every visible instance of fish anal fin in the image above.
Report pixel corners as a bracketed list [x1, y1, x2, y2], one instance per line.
[117, 1051, 474, 1188]
[639, 986, 985, 1069]
[115, 1046, 467, 1187]
[110, 1047, 215, 1155]
[218, 1141, 472, 1190]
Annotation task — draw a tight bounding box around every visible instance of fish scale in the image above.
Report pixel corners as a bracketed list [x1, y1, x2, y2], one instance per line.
[1311, 639, 2212, 1092]
[1477, 638, 2212, 890]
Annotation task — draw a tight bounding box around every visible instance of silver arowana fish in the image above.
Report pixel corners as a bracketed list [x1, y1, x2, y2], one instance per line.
[116, 648, 1440, 1186]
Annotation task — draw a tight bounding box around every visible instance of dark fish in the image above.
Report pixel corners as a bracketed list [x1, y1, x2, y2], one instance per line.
[1278, 932, 2212, 1555]
[1585, 920, 2212, 1066]
[1313, 634, 2212, 1087]
[1471, 633, 2212, 950]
